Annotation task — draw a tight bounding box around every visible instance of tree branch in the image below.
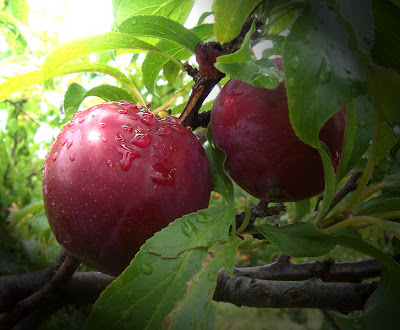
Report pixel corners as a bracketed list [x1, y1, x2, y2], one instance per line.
[213, 270, 377, 314]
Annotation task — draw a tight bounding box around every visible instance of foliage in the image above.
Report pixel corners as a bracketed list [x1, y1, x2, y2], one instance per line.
[0, 0, 399, 329]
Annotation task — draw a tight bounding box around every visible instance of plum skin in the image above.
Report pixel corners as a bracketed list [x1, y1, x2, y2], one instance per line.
[43, 101, 212, 276]
[210, 59, 345, 202]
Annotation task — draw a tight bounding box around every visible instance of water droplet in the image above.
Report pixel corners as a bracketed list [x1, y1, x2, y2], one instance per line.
[70, 153, 75, 161]
[129, 115, 138, 121]
[286, 77, 295, 88]
[162, 117, 186, 135]
[67, 141, 73, 149]
[138, 111, 156, 126]
[78, 117, 85, 123]
[117, 144, 141, 171]
[59, 228, 72, 244]
[290, 56, 300, 70]
[122, 125, 133, 134]
[61, 138, 68, 146]
[115, 134, 126, 142]
[99, 122, 106, 128]
[91, 114, 96, 118]
[181, 219, 198, 237]
[43, 185, 48, 196]
[132, 133, 152, 148]
[152, 142, 160, 149]
[196, 210, 211, 223]
[101, 137, 108, 143]
[344, 68, 352, 75]
[68, 119, 76, 127]
[107, 160, 114, 167]
[118, 109, 128, 115]
[141, 263, 153, 275]
[156, 127, 171, 137]
[127, 291, 133, 298]
[150, 163, 175, 186]
[52, 152, 58, 162]
[319, 57, 331, 83]
[358, 120, 365, 128]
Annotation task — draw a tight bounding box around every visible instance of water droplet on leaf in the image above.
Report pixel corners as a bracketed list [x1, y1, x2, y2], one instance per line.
[141, 263, 153, 275]
[319, 57, 331, 83]
[181, 219, 198, 237]
[290, 56, 300, 70]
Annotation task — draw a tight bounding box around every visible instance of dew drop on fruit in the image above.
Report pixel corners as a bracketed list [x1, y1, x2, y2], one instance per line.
[162, 117, 186, 135]
[181, 219, 198, 237]
[150, 163, 175, 186]
[156, 127, 171, 137]
[117, 144, 141, 171]
[137, 111, 156, 126]
[99, 122, 106, 128]
[122, 124, 134, 134]
[61, 138, 68, 146]
[101, 137, 108, 143]
[78, 117, 85, 123]
[118, 109, 128, 115]
[319, 57, 331, 83]
[289, 56, 300, 70]
[107, 160, 114, 167]
[152, 142, 160, 149]
[70, 153, 75, 161]
[141, 263, 153, 275]
[52, 152, 58, 162]
[67, 141, 73, 149]
[43, 185, 48, 196]
[115, 134, 126, 142]
[131, 133, 152, 148]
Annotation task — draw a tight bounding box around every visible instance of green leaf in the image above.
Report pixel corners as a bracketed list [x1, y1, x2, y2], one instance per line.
[118, 15, 200, 53]
[336, 0, 374, 55]
[213, 0, 260, 42]
[0, 70, 43, 102]
[42, 32, 182, 79]
[283, 0, 367, 147]
[334, 235, 400, 329]
[63, 83, 87, 114]
[115, 0, 194, 26]
[369, 65, 400, 122]
[142, 24, 213, 94]
[8, 0, 29, 25]
[204, 126, 234, 204]
[164, 237, 241, 329]
[354, 194, 400, 217]
[216, 23, 283, 89]
[163, 61, 180, 85]
[86, 206, 235, 329]
[294, 199, 311, 222]
[268, 8, 296, 35]
[371, 0, 400, 73]
[336, 95, 373, 180]
[253, 222, 336, 257]
[64, 83, 135, 115]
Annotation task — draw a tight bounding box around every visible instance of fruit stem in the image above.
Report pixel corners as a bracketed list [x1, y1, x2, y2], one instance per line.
[237, 204, 251, 232]
[126, 84, 146, 107]
[153, 80, 193, 115]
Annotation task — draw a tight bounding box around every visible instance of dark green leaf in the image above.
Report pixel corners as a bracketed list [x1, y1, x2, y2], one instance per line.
[213, 0, 260, 42]
[294, 199, 311, 221]
[164, 237, 241, 329]
[115, 0, 194, 26]
[283, 0, 367, 147]
[354, 194, 400, 217]
[336, 0, 374, 55]
[369, 66, 400, 122]
[63, 83, 87, 114]
[9, 0, 29, 25]
[253, 222, 336, 257]
[336, 95, 373, 180]
[86, 206, 235, 329]
[118, 15, 200, 53]
[371, 0, 400, 73]
[204, 126, 234, 203]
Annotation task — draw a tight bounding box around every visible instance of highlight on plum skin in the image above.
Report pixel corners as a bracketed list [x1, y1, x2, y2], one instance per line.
[42, 101, 212, 276]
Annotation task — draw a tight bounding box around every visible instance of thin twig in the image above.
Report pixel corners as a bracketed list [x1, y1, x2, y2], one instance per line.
[6, 100, 41, 127]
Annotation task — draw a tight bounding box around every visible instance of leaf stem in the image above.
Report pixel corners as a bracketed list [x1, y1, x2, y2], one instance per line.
[237, 205, 251, 232]
[153, 80, 193, 115]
